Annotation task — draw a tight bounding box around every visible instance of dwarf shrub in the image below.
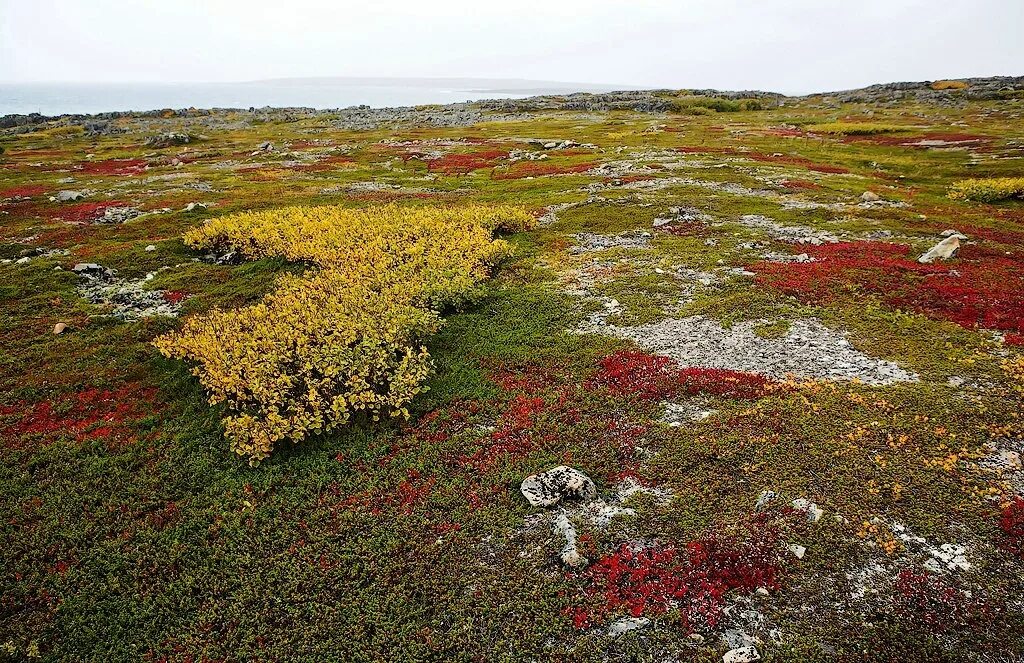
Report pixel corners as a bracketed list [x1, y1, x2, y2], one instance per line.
[948, 177, 1024, 203]
[156, 204, 533, 463]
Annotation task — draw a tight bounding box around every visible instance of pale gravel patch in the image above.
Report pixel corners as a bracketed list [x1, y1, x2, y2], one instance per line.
[570, 230, 652, 253]
[581, 315, 917, 385]
[737, 214, 843, 245]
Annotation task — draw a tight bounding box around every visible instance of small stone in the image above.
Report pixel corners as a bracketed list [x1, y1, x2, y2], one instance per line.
[53, 323, 67, 334]
[788, 544, 806, 559]
[145, 244, 157, 252]
[723, 645, 761, 663]
[72, 263, 103, 273]
[15, 256, 30, 264]
[521, 466, 597, 507]
[756, 587, 769, 596]
[55, 190, 86, 202]
[689, 633, 705, 643]
[860, 191, 880, 202]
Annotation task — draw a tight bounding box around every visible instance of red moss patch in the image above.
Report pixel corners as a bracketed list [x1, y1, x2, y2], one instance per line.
[76, 159, 148, 176]
[588, 350, 776, 401]
[893, 569, 991, 632]
[162, 290, 188, 304]
[427, 150, 507, 175]
[492, 161, 597, 180]
[0, 184, 49, 199]
[998, 497, 1024, 557]
[0, 383, 159, 449]
[567, 512, 795, 632]
[750, 242, 1024, 335]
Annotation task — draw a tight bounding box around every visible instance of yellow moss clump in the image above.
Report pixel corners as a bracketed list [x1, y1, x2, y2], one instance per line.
[948, 177, 1024, 203]
[156, 204, 534, 463]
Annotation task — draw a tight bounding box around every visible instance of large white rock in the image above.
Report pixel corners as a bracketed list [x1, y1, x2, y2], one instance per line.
[520, 466, 596, 507]
[918, 235, 965, 263]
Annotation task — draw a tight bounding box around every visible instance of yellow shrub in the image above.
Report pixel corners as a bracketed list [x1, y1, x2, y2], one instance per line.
[948, 177, 1024, 203]
[931, 80, 969, 90]
[1005, 356, 1024, 398]
[156, 203, 533, 463]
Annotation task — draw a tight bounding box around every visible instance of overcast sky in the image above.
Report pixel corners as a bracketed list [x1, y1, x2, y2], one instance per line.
[1, 0, 1021, 95]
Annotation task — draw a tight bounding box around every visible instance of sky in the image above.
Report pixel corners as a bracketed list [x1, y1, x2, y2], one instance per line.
[1, 0, 1021, 95]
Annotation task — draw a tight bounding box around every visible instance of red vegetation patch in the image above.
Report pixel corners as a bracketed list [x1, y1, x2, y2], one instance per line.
[162, 290, 188, 304]
[427, 150, 507, 175]
[780, 179, 822, 191]
[492, 161, 597, 180]
[487, 362, 565, 395]
[51, 201, 130, 223]
[76, 159, 148, 176]
[749, 241, 1024, 335]
[893, 569, 991, 632]
[677, 368, 775, 400]
[998, 497, 1024, 558]
[0, 383, 159, 449]
[458, 395, 550, 473]
[588, 350, 776, 401]
[567, 513, 794, 632]
[0, 184, 49, 199]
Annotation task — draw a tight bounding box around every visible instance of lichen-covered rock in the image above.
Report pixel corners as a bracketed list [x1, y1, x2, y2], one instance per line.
[607, 616, 650, 637]
[724, 646, 761, 663]
[520, 466, 596, 507]
[97, 206, 143, 224]
[145, 132, 193, 148]
[553, 511, 586, 568]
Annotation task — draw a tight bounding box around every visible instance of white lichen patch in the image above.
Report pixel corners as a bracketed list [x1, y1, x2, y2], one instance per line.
[583, 315, 917, 385]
